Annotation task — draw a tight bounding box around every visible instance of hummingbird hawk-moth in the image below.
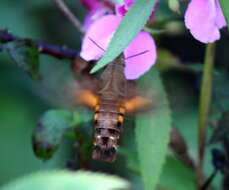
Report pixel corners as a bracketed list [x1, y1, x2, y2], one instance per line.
[73, 54, 152, 162]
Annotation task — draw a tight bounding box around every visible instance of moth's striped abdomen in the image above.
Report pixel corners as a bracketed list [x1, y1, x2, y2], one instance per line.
[92, 99, 125, 162]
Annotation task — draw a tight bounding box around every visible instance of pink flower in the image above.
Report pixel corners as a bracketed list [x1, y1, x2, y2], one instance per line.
[80, 0, 115, 30]
[80, 1, 157, 79]
[116, 0, 135, 16]
[116, 0, 158, 23]
[80, 0, 100, 10]
[184, 0, 227, 43]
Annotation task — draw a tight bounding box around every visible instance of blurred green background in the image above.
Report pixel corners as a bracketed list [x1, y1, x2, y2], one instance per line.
[1, 0, 229, 189]
[0, 0, 85, 185]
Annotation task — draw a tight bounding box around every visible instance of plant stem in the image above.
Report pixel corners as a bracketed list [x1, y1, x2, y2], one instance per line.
[170, 127, 196, 170]
[0, 30, 79, 59]
[53, 0, 85, 35]
[200, 169, 218, 190]
[197, 43, 215, 188]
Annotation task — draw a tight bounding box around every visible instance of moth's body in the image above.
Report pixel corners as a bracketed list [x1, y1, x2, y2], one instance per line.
[92, 55, 127, 162]
[76, 54, 151, 162]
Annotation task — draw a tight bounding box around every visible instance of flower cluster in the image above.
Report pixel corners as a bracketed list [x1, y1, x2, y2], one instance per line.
[185, 0, 226, 43]
[80, 0, 227, 79]
[80, 0, 157, 80]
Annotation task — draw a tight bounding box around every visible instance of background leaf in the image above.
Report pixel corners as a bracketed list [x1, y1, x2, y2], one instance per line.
[120, 118, 196, 190]
[1, 170, 130, 190]
[159, 156, 196, 190]
[136, 68, 172, 190]
[219, 0, 229, 29]
[1, 0, 229, 189]
[32, 109, 74, 160]
[168, 0, 180, 14]
[91, 0, 157, 73]
[6, 42, 40, 80]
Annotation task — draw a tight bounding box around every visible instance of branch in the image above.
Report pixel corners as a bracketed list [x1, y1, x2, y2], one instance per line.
[169, 127, 196, 170]
[0, 30, 79, 59]
[200, 169, 218, 190]
[53, 0, 85, 35]
[197, 43, 215, 188]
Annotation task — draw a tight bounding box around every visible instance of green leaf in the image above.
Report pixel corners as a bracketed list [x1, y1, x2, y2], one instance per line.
[219, 0, 229, 29]
[32, 109, 74, 160]
[6, 42, 41, 80]
[1, 170, 130, 190]
[159, 156, 196, 190]
[111, 0, 123, 4]
[90, 0, 157, 73]
[136, 68, 172, 190]
[118, 119, 140, 174]
[156, 49, 182, 72]
[168, 0, 180, 14]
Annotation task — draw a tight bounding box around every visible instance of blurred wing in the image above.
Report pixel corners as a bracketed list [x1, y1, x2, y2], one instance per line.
[124, 96, 153, 113]
[31, 57, 98, 110]
[75, 90, 99, 109]
[124, 80, 155, 114]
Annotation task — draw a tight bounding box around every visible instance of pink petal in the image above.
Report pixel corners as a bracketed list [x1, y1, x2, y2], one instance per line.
[116, 0, 157, 23]
[124, 31, 157, 79]
[83, 7, 113, 30]
[147, 0, 159, 24]
[115, 4, 127, 16]
[215, 0, 227, 28]
[124, 0, 135, 9]
[185, 0, 215, 30]
[184, 0, 223, 43]
[80, 0, 100, 10]
[83, 10, 97, 31]
[80, 15, 122, 61]
[116, 0, 135, 16]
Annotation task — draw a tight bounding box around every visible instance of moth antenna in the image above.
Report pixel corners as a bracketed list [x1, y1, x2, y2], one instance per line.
[125, 50, 149, 60]
[88, 37, 105, 52]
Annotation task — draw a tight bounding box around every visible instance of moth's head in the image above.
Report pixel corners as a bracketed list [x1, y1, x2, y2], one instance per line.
[92, 145, 117, 162]
[92, 127, 120, 162]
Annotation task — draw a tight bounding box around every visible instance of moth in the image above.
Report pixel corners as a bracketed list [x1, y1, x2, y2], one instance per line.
[73, 54, 152, 162]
